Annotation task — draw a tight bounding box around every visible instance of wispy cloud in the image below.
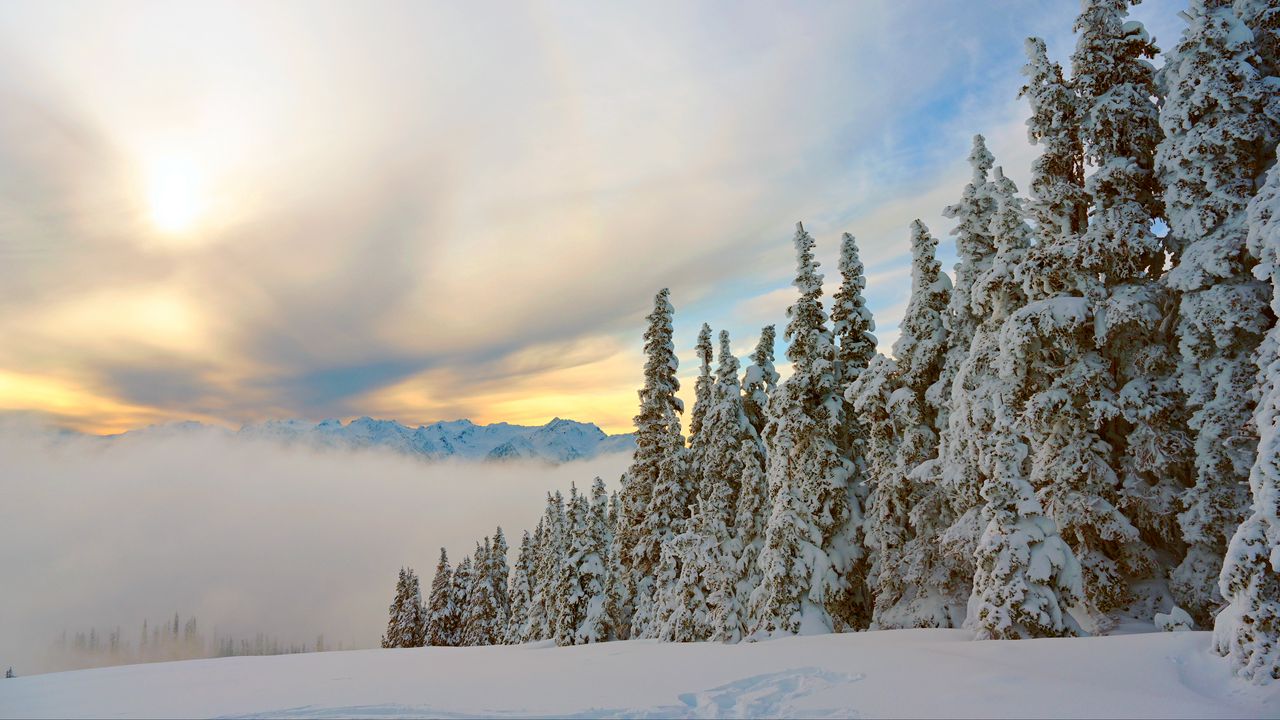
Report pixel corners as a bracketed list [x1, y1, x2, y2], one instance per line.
[0, 0, 1188, 433]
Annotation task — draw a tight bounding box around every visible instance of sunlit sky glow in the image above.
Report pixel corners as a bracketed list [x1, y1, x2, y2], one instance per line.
[0, 0, 1184, 434]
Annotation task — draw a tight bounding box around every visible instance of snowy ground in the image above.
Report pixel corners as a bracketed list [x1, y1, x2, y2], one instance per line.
[2, 629, 1276, 719]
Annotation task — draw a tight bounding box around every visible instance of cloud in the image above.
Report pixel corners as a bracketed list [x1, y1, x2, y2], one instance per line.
[0, 419, 631, 673]
[0, 0, 1190, 432]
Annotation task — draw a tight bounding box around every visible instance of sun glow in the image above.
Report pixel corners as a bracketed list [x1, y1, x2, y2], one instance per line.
[147, 157, 204, 234]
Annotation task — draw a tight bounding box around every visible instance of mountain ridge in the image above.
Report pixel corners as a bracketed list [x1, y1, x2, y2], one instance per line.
[106, 416, 635, 464]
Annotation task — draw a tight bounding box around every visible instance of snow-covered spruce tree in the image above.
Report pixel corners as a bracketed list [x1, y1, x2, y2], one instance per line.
[969, 386, 1084, 640]
[658, 332, 752, 643]
[698, 331, 758, 540]
[845, 352, 903, 620]
[832, 233, 879, 455]
[700, 331, 763, 641]
[532, 492, 568, 641]
[741, 325, 779, 440]
[1214, 147, 1280, 682]
[381, 567, 406, 648]
[604, 491, 633, 639]
[521, 519, 547, 642]
[1234, 0, 1280, 100]
[922, 138, 996, 597]
[966, 176, 1087, 639]
[450, 555, 473, 645]
[689, 323, 715, 467]
[1160, 0, 1276, 624]
[555, 485, 587, 646]
[829, 232, 878, 620]
[506, 532, 533, 644]
[930, 136, 996, 431]
[732, 438, 770, 629]
[426, 549, 457, 646]
[1007, 0, 1165, 620]
[490, 527, 511, 640]
[1072, 2, 1180, 561]
[619, 289, 690, 639]
[382, 567, 426, 648]
[1009, 28, 1152, 620]
[575, 477, 613, 644]
[935, 167, 1039, 625]
[750, 222, 860, 636]
[461, 538, 500, 646]
[857, 221, 956, 629]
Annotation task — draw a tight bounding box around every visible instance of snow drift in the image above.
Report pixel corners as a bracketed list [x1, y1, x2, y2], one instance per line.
[2, 630, 1277, 719]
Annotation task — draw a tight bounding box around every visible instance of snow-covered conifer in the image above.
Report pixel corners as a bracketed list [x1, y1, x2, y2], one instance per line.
[830, 232, 878, 617]
[832, 233, 878, 388]
[969, 396, 1084, 640]
[461, 538, 499, 646]
[1215, 147, 1280, 682]
[506, 533, 533, 644]
[426, 549, 456, 646]
[555, 485, 587, 646]
[618, 289, 689, 639]
[532, 492, 568, 641]
[382, 567, 426, 648]
[1021, 37, 1088, 244]
[490, 527, 511, 641]
[689, 323, 715, 454]
[1071, 0, 1164, 281]
[574, 478, 613, 644]
[1160, 0, 1275, 623]
[751, 222, 860, 636]
[732, 438, 769, 625]
[854, 221, 955, 629]
[741, 325, 779, 439]
[931, 136, 996, 428]
[450, 556, 473, 645]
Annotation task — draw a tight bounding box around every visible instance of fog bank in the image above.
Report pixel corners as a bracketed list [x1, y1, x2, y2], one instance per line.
[0, 420, 629, 673]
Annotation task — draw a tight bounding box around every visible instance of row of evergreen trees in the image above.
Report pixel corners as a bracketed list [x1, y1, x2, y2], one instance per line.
[45, 614, 333, 672]
[388, 0, 1280, 683]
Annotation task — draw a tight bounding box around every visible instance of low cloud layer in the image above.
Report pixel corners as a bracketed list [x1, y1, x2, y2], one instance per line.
[0, 420, 629, 673]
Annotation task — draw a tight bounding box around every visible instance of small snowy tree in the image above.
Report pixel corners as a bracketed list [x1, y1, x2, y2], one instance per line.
[425, 549, 456, 646]
[689, 323, 715, 459]
[506, 532, 533, 644]
[490, 527, 511, 640]
[741, 326, 779, 439]
[575, 478, 613, 644]
[1215, 147, 1280, 683]
[450, 556, 473, 645]
[555, 485, 588, 646]
[969, 396, 1084, 640]
[461, 538, 499, 646]
[532, 492, 568, 641]
[732, 438, 770, 627]
[382, 567, 426, 649]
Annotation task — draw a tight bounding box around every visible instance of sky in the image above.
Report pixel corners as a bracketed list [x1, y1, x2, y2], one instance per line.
[0, 0, 1188, 435]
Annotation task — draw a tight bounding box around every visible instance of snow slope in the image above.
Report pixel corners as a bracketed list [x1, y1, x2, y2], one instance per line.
[3, 630, 1276, 719]
[105, 417, 635, 464]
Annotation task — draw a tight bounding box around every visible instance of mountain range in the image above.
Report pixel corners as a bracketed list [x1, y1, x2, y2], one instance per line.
[107, 416, 635, 464]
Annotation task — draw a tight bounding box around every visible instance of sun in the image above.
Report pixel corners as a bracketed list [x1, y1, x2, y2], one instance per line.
[147, 157, 204, 235]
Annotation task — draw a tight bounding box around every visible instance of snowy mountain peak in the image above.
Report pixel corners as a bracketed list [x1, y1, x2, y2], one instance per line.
[230, 416, 633, 463]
